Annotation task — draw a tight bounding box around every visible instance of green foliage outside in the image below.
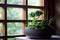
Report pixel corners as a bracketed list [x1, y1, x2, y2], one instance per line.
[8, 38, 15, 40]
[0, 0, 1, 2]
[7, 23, 22, 35]
[0, 0, 2, 3]
[28, 0, 40, 6]
[7, 0, 22, 5]
[7, 0, 40, 6]
[7, 8, 23, 20]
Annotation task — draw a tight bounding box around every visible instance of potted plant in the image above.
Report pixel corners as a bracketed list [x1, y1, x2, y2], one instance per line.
[25, 10, 56, 39]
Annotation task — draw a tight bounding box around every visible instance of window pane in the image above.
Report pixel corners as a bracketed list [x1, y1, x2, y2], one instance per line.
[7, 22, 23, 35]
[0, 7, 2, 20]
[0, 23, 2, 36]
[28, 0, 44, 6]
[0, 0, 4, 3]
[7, 8, 23, 20]
[8, 38, 15, 40]
[7, 0, 25, 5]
[0, 0, 2, 3]
[28, 8, 44, 20]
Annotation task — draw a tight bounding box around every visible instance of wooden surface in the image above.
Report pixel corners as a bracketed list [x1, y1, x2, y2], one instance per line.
[15, 35, 60, 40]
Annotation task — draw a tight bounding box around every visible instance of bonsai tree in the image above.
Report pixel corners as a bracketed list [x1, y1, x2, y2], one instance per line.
[27, 10, 55, 29]
[25, 10, 56, 39]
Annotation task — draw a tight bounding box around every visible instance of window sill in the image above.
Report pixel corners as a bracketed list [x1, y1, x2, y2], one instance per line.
[15, 35, 60, 40]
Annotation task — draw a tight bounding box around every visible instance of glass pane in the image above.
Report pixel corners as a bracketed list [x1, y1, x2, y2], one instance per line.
[7, 8, 23, 20]
[28, 0, 44, 6]
[7, 22, 23, 35]
[0, 0, 2, 3]
[0, 0, 4, 3]
[28, 8, 44, 20]
[0, 23, 2, 36]
[7, 0, 25, 5]
[0, 7, 2, 20]
[8, 38, 15, 40]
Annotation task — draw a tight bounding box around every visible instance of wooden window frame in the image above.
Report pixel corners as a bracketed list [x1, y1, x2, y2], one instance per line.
[0, 0, 44, 40]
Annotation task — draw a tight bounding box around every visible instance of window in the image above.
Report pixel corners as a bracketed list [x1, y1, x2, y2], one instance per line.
[0, 0, 44, 40]
[7, 0, 25, 5]
[0, 0, 2, 3]
[7, 8, 23, 20]
[8, 38, 15, 40]
[28, 0, 44, 6]
[7, 22, 23, 35]
[0, 0, 4, 4]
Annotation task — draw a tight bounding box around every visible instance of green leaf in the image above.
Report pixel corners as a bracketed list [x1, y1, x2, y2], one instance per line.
[31, 19, 36, 25]
[35, 11, 43, 16]
[30, 12, 35, 17]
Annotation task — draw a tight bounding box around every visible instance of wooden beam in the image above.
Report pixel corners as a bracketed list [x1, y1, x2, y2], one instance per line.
[2, 8, 5, 20]
[41, 0, 44, 6]
[2, 23, 5, 36]
[2, 0, 5, 3]
[22, 0, 26, 35]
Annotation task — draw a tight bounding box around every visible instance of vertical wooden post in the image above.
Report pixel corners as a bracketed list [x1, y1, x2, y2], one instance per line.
[2, 23, 5, 36]
[22, 22, 26, 35]
[22, 9, 26, 20]
[22, 0, 26, 5]
[22, 0, 26, 35]
[2, 0, 5, 3]
[41, 0, 44, 6]
[2, 8, 5, 20]
[2, 8, 5, 40]
[2, 23, 5, 40]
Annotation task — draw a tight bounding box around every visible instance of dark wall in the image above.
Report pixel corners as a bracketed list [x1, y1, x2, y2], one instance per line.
[47, 0, 60, 34]
[45, 0, 59, 34]
[48, 0, 55, 19]
[55, 0, 60, 34]
[45, 0, 55, 19]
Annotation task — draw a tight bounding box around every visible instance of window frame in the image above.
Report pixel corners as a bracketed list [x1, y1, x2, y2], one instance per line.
[0, 0, 45, 40]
